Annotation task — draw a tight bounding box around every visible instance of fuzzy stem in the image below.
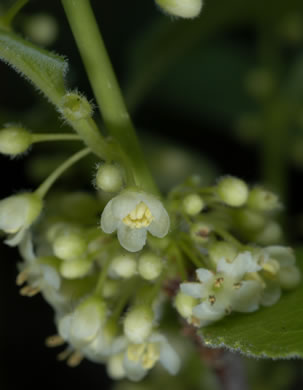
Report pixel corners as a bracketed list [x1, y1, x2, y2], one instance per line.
[61, 0, 158, 194]
[32, 133, 81, 143]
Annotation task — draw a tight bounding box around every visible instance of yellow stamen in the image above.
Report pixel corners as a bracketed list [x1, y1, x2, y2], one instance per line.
[262, 260, 280, 275]
[16, 270, 28, 286]
[45, 335, 65, 348]
[208, 295, 216, 305]
[213, 277, 224, 288]
[57, 348, 73, 361]
[20, 285, 40, 297]
[141, 343, 160, 370]
[127, 343, 145, 362]
[123, 202, 153, 229]
[67, 351, 84, 367]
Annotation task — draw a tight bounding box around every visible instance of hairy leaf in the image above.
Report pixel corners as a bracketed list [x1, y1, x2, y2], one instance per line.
[200, 249, 303, 358]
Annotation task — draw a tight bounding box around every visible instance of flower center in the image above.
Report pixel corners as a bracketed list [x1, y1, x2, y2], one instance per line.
[127, 342, 160, 370]
[122, 202, 153, 229]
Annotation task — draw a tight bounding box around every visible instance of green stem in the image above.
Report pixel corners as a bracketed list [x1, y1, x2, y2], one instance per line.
[61, 0, 158, 194]
[35, 147, 91, 198]
[95, 255, 113, 296]
[0, 0, 28, 30]
[32, 133, 81, 143]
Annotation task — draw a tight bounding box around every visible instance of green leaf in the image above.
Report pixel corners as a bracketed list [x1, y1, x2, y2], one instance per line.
[0, 29, 68, 105]
[200, 249, 303, 358]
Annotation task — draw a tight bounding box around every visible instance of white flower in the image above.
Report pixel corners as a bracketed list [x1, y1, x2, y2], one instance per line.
[101, 190, 170, 252]
[0, 193, 42, 246]
[181, 252, 263, 326]
[107, 332, 180, 382]
[257, 246, 301, 306]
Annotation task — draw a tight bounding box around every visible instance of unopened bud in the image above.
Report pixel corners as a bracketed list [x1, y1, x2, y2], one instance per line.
[110, 254, 137, 279]
[278, 266, 301, 289]
[0, 193, 42, 235]
[174, 292, 197, 319]
[208, 241, 238, 265]
[254, 221, 282, 245]
[60, 258, 92, 279]
[59, 92, 93, 121]
[155, 0, 203, 18]
[247, 187, 281, 212]
[24, 13, 58, 46]
[138, 252, 163, 280]
[0, 127, 32, 156]
[53, 233, 87, 261]
[123, 305, 154, 343]
[183, 193, 204, 216]
[217, 176, 249, 207]
[95, 164, 123, 193]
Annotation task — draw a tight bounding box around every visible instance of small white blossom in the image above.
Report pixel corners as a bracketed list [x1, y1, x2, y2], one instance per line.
[107, 332, 180, 382]
[101, 190, 170, 252]
[181, 252, 263, 326]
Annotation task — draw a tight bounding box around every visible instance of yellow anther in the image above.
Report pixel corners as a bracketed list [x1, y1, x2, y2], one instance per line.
[190, 316, 202, 327]
[141, 343, 160, 370]
[233, 282, 242, 290]
[67, 351, 84, 367]
[127, 343, 146, 362]
[45, 335, 65, 348]
[262, 260, 280, 275]
[57, 348, 73, 361]
[123, 202, 153, 229]
[208, 295, 216, 305]
[214, 277, 224, 288]
[16, 270, 28, 286]
[20, 285, 40, 297]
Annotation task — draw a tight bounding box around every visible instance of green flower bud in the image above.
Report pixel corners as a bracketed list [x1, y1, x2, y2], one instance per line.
[60, 258, 92, 279]
[24, 13, 58, 46]
[217, 176, 249, 207]
[155, 0, 203, 18]
[174, 292, 197, 319]
[182, 193, 204, 216]
[123, 305, 154, 343]
[95, 164, 123, 193]
[0, 193, 42, 235]
[208, 241, 238, 265]
[110, 254, 137, 279]
[233, 208, 266, 232]
[0, 127, 32, 156]
[254, 221, 282, 245]
[138, 252, 163, 280]
[53, 232, 87, 261]
[59, 92, 93, 121]
[102, 279, 120, 298]
[247, 187, 281, 212]
[278, 266, 301, 289]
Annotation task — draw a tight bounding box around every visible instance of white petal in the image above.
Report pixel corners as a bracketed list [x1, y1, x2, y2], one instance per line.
[264, 246, 295, 267]
[111, 191, 141, 219]
[100, 199, 119, 234]
[193, 301, 225, 323]
[230, 280, 262, 312]
[41, 265, 61, 290]
[4, 228, 26, 247]
[261, 283, 281, 306]
[58, 314, 72, 340]
[117, 223, 147, 252]
[111, 336, 128, 354]
[71, 304, 101, 343]
[159, 340, 180, 375]
[180, 282, 207, 298]
[143, 193, 166, 220]
[19, 232, 36, 262]
[123, 354, 147, 382]
[217, 252, 260, 280]
[148, 207, 170, 238]
[196, 268, 214, 283]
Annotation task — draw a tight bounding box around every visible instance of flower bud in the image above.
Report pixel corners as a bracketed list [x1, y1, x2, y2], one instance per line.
[278, 266, 301, 289]
[95, 164, 123, 193]
[182, 193, 204, 216]
[59, 92, 93, 121]
[254, 221, 282, 245]
[155, 0, 203, 18]
[208, 241, 238, 265]
[138, 252, 163, 280]
[174, 292, 198, 319]
[247, 187, 281, 212]
[0, 193, 42, 235]
[110, 254, 137, 279]
[123, 305, 154, 343]
[233, 208, 266, 232]
[24, 13, 58, 46]
[0, 127, 32, 156]
[102, 279, 119, 298]
[71, 296, 107, 342]
[53, 232, 87, 261]
[217, 176, 249, 207]
[190, 222, 212, 243]
[60, 258, 92, 279]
